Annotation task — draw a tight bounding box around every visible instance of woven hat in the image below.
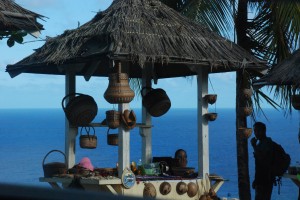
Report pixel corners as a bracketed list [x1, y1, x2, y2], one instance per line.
[121, 109, 137, 130]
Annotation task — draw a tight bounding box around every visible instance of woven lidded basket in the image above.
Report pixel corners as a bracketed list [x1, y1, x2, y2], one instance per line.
[42, 150, 67, 178]
[141, 87, 171, 117]
[106, 110, 120, 129]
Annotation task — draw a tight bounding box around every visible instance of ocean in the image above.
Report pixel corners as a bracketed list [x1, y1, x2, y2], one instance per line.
[0, 108, 299, 199]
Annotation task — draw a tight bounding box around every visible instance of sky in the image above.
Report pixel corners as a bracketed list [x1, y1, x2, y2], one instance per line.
[0, 0, 273, 109]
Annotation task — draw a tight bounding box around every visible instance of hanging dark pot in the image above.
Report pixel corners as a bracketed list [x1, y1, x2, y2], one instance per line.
[242, 88, 253, 99]
[204, 94, 217, 105]
[104, 62, 135, 104]
[238, 127, 252, 139]
[61, 93, 98, 126]
[240, 106, 253, 116]
[141, 87, 171, 117]
[107, 128, 118, 146]
[79, 126, 97, 149]
[292, 94, 300, 110]
[204, 113, 218, 121]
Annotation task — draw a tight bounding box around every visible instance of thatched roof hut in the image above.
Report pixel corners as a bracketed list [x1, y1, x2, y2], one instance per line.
[253, 49, 300, 88]
[6, 0, 265, 78]
[0, 0, 44, 32]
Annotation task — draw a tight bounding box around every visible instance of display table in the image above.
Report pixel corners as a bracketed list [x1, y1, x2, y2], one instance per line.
[39, 174, 225, 200]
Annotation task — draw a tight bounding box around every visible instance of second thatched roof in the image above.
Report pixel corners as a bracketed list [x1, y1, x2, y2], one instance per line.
[253, 49, 300, 87]
[6, 0, 266, 79]
[0, 0, 44, 32]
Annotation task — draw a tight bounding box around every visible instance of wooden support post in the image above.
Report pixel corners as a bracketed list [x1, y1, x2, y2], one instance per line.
[140, 65, 152, 164]
[118, 103, 131, 178]
[65, 72, 77, 168]
[197, 68, 209, 177]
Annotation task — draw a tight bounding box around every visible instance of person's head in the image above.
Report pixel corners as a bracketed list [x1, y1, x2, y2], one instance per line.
[175, 149, 187, 167]
[253, 122, 266, 140]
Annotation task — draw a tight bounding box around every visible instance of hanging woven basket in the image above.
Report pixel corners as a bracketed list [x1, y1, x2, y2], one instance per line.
[61, 93, 98, 126]
[106, 110, 121, 129]
[141, 87, 171, 117]
[79, 126, 97, 149]
[107, 128, 118, 146]
[104, 62, 135, 104]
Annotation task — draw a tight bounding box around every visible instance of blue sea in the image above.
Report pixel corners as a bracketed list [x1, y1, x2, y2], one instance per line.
[0, 108, 299, 199]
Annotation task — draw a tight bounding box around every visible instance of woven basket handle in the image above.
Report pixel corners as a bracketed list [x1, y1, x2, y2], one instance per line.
[42, 149, 66, 167]
[80, 126, 96, 137]
[61, 93, 84, 111]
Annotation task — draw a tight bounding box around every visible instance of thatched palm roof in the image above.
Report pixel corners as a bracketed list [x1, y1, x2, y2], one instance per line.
[0, 0, 44, 32]
[6, 0, 266, 79]
[253, 49, 300, 87]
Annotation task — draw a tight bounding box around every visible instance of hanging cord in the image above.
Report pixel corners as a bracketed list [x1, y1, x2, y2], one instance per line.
[208, 77, 217, 113]
[208, 77, 216, 94]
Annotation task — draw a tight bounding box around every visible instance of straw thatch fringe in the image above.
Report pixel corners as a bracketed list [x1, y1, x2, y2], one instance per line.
[255, 49, 300, 86]
[0, 0, 44, 31]
[7, 0, 265, 78]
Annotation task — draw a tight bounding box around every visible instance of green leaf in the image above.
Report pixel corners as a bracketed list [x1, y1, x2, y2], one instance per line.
[7, 38, 15, 47]
[13, 34, 24, 44]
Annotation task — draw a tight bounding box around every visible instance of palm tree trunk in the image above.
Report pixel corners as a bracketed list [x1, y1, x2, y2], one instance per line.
[235, 0, 251, 199]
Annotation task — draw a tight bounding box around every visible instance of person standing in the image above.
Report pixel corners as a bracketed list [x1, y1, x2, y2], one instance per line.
[250, 122, 275, 200]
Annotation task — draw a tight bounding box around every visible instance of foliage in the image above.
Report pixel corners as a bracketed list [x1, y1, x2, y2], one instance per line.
[0, 31, 27, 47]
[247, 0, 300, 111]
[164, 0, 300, 112]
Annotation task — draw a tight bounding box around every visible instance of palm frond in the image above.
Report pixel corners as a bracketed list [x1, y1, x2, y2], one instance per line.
[182, 0, 233, 38]
[248, 0, 300, 113]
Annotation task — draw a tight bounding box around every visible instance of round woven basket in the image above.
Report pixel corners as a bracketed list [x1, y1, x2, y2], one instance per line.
[62, 93, 98, 126]
[42, 150, 67, 178]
